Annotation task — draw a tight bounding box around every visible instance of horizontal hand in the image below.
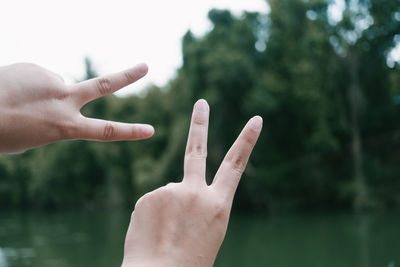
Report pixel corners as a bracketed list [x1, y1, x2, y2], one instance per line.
[0, 63, 154, 153]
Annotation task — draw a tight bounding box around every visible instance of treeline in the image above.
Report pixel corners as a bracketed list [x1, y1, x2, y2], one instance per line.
[1, 0, 400, 212]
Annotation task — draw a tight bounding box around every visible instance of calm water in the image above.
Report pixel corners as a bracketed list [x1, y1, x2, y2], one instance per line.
[0, 211, 399, 267]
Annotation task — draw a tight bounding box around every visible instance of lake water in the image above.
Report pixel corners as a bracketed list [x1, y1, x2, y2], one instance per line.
[0, 211, 399, 267]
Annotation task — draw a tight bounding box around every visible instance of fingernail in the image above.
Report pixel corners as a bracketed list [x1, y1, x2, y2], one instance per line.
[195, 99, 209, 112]
[250, 116, 263, 131]
[142, 125, 154, 136]
[136, 63, 148, 75]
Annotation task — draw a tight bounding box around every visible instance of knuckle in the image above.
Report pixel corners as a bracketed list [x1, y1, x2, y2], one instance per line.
[230, 155, 247, 175]
[183, 188, 199, 204]
[244, 132, 257, 146]
[53, 87, 70, 100]
[96, 77, 112, 96]
[195, 144, 205, 154]
[212, 201, 228, 219]
[192, 112, 207, 126]
[185, 144, 207, 159]
[103, 123, 116, 140]
[15, 63, 52, 79]
[134, 192, 153, 210]
[57, 119, 78, 140]
[159, 187, 174, 198]
[134, 198, 143, 211]
[45, 69, 65, 83]
[133, 127, 146, 139]
[165, 182, 178, 190]
[124, 70, 137, 83]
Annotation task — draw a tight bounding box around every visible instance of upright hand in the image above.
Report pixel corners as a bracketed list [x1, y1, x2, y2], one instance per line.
[122, 99, 262, 267]
[0, 63, 154, 154]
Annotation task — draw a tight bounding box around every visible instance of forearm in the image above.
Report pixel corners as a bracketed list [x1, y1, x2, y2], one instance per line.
[121, 244, 215, 267]
[122, 258, 213, 267]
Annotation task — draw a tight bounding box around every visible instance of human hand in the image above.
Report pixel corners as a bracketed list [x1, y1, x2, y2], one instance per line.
[0, 63, 154, 154]
[122, 99, 262, 267]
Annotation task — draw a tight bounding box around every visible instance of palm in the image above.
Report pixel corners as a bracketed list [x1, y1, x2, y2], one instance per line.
[123, 100, 262, 267]
[0, 63, 154, 153]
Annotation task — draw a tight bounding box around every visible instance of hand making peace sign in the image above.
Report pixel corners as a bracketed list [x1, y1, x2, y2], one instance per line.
[122, 100, 262, 267]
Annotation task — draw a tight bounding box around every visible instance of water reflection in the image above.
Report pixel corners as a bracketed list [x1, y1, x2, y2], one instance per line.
[0, 211, 399, 267]
[216, 213, 400, 267]
[0, 247, 8, 267]
[358, 215, 370, 267]
[0, 247, 36, 266]
[0, 211, 129, 267]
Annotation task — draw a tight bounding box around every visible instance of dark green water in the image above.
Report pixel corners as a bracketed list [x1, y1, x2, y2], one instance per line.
[0, 211, 399, 267]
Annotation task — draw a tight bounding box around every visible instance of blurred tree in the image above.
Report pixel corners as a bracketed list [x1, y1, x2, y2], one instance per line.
[1, 1, 400, 212]
[329, 0, 400, 210]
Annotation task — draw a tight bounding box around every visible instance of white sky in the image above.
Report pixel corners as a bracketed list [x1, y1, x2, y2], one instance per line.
[0, 0, 269, 95]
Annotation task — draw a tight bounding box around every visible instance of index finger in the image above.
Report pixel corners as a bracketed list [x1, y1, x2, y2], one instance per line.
[212, 116, 262, 201]
[183, 99, 210, 184]
[70, 63, 148, 107]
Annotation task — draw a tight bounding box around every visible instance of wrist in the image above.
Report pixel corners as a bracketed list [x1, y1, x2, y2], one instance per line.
[122, 257, 183, 267]
[122, 260, 177, 267]
[122, 254, 213, 267]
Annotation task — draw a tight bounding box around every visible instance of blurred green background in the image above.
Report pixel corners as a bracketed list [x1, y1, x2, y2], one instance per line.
[1, 0, 400, 266]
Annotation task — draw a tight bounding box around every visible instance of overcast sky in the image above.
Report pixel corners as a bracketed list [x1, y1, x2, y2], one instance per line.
[1, 0, 398, 95]
[0, 0, 269, 95]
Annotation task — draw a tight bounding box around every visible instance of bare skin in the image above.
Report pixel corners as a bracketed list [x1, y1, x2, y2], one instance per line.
[122, 100, 263, 267]
[0, 63, 154, 154]
[0, 63, 262, 266]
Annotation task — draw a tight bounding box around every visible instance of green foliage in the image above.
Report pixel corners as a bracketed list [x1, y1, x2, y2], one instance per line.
[1, 0, 400, 212]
